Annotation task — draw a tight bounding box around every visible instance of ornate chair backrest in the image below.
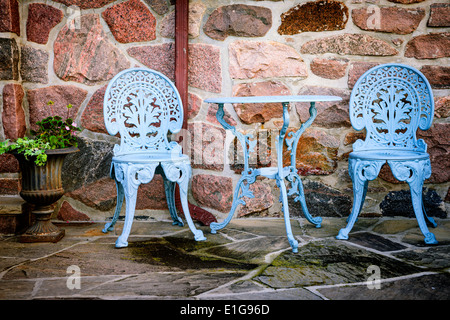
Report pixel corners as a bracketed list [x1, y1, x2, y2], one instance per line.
[104, 68, 183, 156]
[349, 64, 434, 153]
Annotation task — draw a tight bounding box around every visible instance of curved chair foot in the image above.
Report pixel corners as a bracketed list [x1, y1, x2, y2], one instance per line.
[194, 230, 207, 242]
[115, 236, 128, 248]
[336, 229, 349, 240]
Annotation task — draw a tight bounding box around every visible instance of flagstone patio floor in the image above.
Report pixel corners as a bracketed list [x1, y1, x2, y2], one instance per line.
[1, 217, 449, 301]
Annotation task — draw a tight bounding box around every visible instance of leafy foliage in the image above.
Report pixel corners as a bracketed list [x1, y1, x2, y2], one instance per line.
[0, 101, 81, 166]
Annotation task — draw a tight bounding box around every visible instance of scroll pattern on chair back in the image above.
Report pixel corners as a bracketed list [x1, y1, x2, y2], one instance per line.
[349, 64, 434, 153]
[103, 68, 183, 156]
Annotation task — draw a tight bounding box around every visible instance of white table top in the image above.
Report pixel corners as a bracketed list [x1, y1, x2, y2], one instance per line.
[205, 95, 342, 104]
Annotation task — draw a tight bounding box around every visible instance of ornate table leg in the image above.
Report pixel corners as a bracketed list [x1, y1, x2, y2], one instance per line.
[285, 102, 322, 227]
[210, 104, 258, 234]
[276, 102, 299, 252]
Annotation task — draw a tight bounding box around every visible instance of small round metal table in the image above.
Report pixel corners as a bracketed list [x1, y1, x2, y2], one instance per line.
[205, 95, 342, 253]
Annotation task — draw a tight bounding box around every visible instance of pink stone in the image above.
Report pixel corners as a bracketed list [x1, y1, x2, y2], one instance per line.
[127, 43, 175, 81]
[188, 122, 225, 171]
[348, 62, 379, 89]
[27, 85, 88, 131]
[128, 43, 222, 93]
[232, 81, 291, 124]
[81, 86, 108, 134]
[53, 14, 130, 85]
[26, 3, 63, 44]
[301, 33, 398, 56]
[160, 2, 206, 38]
[418, 123, 450, 184]
[57, 201, 91, 221]
[102, 0, 156, 43]
[191, 174, 233, 213]
[135, 176, 168, 210]
[0, 0, 20, 35]
[420, 65, 450, 89]
[188, 93, 201, 120]
[435, 96, 450, 119]
[188, 44, 222, 93]
[238, 181, 273, 217]
[283, 128, 340, 176]
[295, 86, 351, 128]
[428, 3, 450, 27]
[310, 58, 348, 79]
[52, 0, 116, 9]
[352, 7, 424, 34]
[2, 84, 25, 140]
[405, 33, 450, 59]
[229, 40, 307, 79]
[206, 104, 237, 126]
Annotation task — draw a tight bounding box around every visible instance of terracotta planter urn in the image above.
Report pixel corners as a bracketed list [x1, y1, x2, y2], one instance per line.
[13, 147, 78, 243]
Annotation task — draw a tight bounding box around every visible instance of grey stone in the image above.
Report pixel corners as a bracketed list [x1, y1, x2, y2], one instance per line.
[0, 38, 19, 80]
[61, 136, 114, 192]
[380, 189, 447, 218]
[203, 236, 291, 264]
[317, 273, 450, 300]
[203, 4, 272, 41]
[347, 232, 407, 252]
[393, 245, 450, 269]
[254, 240, 422, 288]
[20, 45, 49, 83]
[288, 179, 352, 218]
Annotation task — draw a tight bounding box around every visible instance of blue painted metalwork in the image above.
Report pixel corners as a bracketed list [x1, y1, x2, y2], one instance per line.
[205, 95, 342, 253]
[102, 68, 206, 248]
[336, 63, 438, 245]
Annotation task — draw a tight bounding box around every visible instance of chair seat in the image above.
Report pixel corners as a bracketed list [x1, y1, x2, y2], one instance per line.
[350, 149, 429, 161]
[112, 152, 189, 164]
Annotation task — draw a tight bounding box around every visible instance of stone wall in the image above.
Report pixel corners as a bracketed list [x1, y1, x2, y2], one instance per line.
[0, 0, 448, 223]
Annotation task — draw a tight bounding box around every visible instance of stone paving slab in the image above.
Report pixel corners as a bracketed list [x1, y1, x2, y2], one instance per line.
[0, 218, 449, 300]
[315, 273, 450, 300]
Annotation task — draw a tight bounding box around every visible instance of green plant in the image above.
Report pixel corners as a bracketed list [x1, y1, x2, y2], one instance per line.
[0, 101, 81, 166]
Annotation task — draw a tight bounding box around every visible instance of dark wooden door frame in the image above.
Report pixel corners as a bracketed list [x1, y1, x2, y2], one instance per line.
[175, 0, 189, 130]
[174, 0, 217, 225]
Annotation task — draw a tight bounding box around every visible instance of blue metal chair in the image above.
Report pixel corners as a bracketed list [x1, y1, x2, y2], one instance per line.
[337, 63, 438, 244]
[101, 68, 206, 247]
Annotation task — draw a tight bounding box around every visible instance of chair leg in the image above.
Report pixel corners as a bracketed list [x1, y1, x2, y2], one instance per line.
[102, 178, 124, 233]
[116, 184, 139, 248]
[337, 159, 383, 240]
[114, 163, 157, 248]
[423, 201, 438, 228]
[389, 160, 437, 245]
[163, 177, 184, 227]
[337, 180, 367, 240]
[162, 162, 206, 241]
